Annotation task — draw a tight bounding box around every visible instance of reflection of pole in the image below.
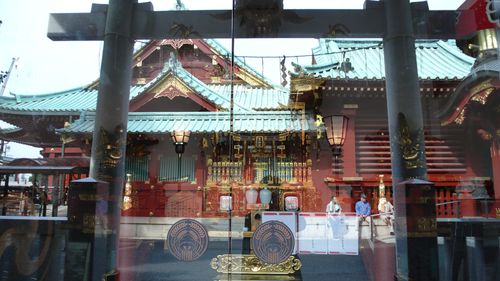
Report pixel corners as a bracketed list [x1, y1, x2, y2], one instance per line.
[0, 140, 4, 159]
[52, 173, 59, 217]
[1, 175, 9, 216]
[383, 1, 435, 280]
[86, 0, 136, 279]
[0, 57, 19, 97]
[53, 140, 65, 217]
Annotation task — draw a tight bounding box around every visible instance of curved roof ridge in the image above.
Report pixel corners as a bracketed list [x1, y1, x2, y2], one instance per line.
[7, 86, 85, 100]
[203, 39, 279, 89]
[436, 40, 476, 65]
[134, 59, 249, 112]
[292, 38, 474, 81]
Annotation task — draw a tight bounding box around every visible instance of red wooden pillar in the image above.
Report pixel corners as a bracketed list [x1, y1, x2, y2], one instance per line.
[340, 108, 357, 212]
[195, 151, 206, 187]
[148, 154, 160, 183]
[491, 142, 500, 200]
[341, 108, 357, 178]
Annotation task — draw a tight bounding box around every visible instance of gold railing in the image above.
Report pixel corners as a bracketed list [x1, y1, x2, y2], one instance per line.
[206, 159, 312, 185]
[207, 161, 244, 184]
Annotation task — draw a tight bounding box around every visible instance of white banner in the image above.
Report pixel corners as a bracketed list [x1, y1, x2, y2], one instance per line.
[297, 212, 328, 254]
[327, 214, 359, 255]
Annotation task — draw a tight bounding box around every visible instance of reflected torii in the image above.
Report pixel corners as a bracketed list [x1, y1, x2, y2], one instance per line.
[47, 0, 458, 280]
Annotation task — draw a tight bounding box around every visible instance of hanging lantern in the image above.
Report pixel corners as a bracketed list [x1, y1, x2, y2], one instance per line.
[324, 115, 349, 155]
[171, 130, 190, 154]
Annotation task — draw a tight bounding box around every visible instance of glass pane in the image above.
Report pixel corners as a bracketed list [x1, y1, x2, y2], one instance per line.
[1, 1, 500, 281]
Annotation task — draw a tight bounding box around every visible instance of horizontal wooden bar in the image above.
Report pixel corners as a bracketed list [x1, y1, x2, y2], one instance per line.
[48, 5, 458, 41]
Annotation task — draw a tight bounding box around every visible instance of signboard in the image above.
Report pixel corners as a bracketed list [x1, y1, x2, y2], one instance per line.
[262, 211, 297, 254]
[327, 214, 359, 255]
[297, 212, 328, 254]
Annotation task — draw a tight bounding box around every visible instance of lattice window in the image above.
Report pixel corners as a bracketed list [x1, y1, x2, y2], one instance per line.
[159, 156, 195, 182]
[125, 156, 149, 181]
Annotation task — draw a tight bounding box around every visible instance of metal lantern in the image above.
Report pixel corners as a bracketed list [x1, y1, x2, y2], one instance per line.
[324, 115, 349, 155]
[171, 130, 190, 184]
[171, 130, 190, 154]
[171, 130, 190, 144]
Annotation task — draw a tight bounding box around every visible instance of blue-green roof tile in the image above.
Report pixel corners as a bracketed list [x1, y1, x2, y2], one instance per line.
[294, 39, 474, 81]
[59, 111, 315, 134]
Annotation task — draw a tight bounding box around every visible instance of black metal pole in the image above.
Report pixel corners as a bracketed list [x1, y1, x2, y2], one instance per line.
[87, 0, 136, 279]
[178, 153, 182, 191]
[383, 1, 437, 280]
[1, 174, 8, 216]
[383, 0, 428, 183]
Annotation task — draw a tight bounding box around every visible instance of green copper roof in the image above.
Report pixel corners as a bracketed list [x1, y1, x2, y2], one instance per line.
[0, 59, 289, 115]
[58, 111, 314, 134]
[131, 57, 249, 111]
[208, 85, 289, 111]
[203, 39, 278, 88]
[0, 87, 99, 115]
[293, 39, 475, 81]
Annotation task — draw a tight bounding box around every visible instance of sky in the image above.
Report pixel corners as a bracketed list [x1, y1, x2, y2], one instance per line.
[0, 0, 466, 158]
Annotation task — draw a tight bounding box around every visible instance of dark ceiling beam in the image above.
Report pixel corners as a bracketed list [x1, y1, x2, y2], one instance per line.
[48, 1, 458, 41]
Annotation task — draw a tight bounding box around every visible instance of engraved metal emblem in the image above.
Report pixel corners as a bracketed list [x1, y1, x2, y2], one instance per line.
[166, 219, 208, 261]
[252, 221, 295, 264]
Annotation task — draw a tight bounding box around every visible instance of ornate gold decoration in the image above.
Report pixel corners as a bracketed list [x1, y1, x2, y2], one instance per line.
[290, 75, 325, 93]
[453, 107, 466, 125]
[152, 77, 190, 100]
[210, 254, 301, 275]
[159, 39, 194, 49]
[60, 121, 76, 144]
[470, 79, 493, 96]
[96, 125, 125, 181]
[315, 114, 324, 139]
[471, 88, 494, 105]
[396, 113, 424, 170]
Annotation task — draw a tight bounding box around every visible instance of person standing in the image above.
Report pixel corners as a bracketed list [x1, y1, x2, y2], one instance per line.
[355, 194, 371, 224]
[40, 190, 48, 217]
[326, 196, 342, 214]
